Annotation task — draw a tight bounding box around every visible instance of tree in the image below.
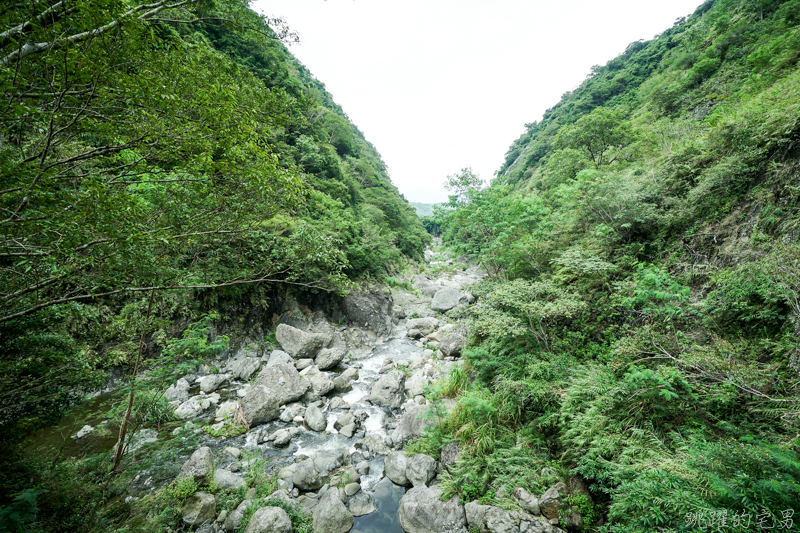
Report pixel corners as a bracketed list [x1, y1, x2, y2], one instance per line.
[0, 0, 347, 325]
[555, 107, 634, 168]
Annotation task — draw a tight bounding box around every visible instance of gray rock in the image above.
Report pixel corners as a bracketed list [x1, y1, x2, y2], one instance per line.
[224, 500, 251, 532]
[293, 459, 324, 491]
[215, 400, 239, 421]
[329, 397, 350, 409]
[334, 413, 354, 430]
[254, 363, 310, 406]
[312, 486, 354, 533]
[539, 483, 565, 520]
[295, 358, 313, 371]
[384, 451, 410, 486]
[223, 446, 242, 459]
[465, 501, 489, 531]
[332, 375, 352, 392]
[214, 469, 245, 490]
[405, 369, 428, 397]
[406, 453, 437, 487]
[230, 357, 261, 380]
[273, 429, 292, 448]
[355, 460, 370, 476]
[305, 404, 327, 432]
[197, 374, 228, 393]
[302, 366, 335, 397]
[174, 397, 206, 419]
[398, 485, 467, 533]
[276, 324, 325, 359]
[165, 379, 190, 403]
[391, 402, 454, 447]
[240, 385, 281, 426]
[431, 288, 469, 312]
[243, 506, 292, 533]
[347, 492, 376, 516]
[512, 487, 540, 516]
[485, 506, 517, 533]
[266, 350, 294, 367]
[342, 287, 395, 338]
[182, 491, 216, 528]
[440, 333, 465, 358]
[369, 370, 406, 408]
[441, 441, 461, 474]
[178, 447, 215, 486]
[406, 317, 439, 339]
[341, 367, 359, 381]
[339, 423, 356, 438]
[316, 347, 345, 370]
[344, 482, 361, 496]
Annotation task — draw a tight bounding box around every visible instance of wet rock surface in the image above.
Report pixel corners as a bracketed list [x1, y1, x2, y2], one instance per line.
[94, 240, 496, 533]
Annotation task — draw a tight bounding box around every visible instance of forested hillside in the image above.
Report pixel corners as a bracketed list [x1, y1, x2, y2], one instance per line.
[428, 0, 800, 530]
[0, 0, 427, 525]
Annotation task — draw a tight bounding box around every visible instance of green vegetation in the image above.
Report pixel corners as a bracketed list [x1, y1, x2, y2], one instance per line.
[0, 0, 428, 528]
[424, 0, 800, 529]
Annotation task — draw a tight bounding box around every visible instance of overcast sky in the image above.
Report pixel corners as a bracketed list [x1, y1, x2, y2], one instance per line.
[253, 0, 703, 203]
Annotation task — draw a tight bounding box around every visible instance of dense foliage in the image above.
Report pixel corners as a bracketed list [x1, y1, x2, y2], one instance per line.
[427, 0, 800, 530]
[0, 0, 428, 525]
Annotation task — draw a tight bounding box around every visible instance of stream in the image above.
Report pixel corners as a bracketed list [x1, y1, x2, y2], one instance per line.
[36, 244, 484, 533]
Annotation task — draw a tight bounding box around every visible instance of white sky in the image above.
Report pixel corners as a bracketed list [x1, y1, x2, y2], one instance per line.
[253, 0, 703, 203]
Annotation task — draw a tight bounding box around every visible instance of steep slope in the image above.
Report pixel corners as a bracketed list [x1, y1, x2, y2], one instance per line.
[428, 0, 800, 530]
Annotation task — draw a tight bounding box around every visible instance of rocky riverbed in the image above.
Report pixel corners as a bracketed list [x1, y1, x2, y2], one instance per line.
[70, 245, 575, 533]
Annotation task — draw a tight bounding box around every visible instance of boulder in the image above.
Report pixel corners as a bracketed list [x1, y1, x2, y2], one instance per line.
[254, 363, 310, 405]
[182, 491, 216, 528]
[266, 350, 294, 367]
[224, 500, 250, 532]
[465, 502, 519, 533]
[339, 423, 356, 438]
[301, 366, 335, 397]
[165, 378, 190, 403]
[275, 324, 325, 359]
[341, 367, 359, 381]
[305, 404, 327, 432]
[398, 485, 467, 533]
[384, 451, 410, 486]
[174, 397, 206, 419]
[431, 288, 468, 312]
[197, 374, 228, 393]
[312, 486, 354, 533]
[178, 447, 215, 486]
[296, 358, 313, 370]
[440, 333, 465, 358]
[344, 482, 361, 496]
[272, 429, 292, 448]
[292, 458, 324, 491]
[214, 469, 245, 490]
[405, 369, 428, 397]
[243, 506, 292, 533]
[406, 317, 439, 339]
[334, 413, 354, 431]
[240, 385, 281, 426]
[539, 482, 566, 520]
[440, 441, 461, 473]
[215, 400, 239, 421]
[512, 487, 540, 516]
[316, 347, 345, 370]
[391, 402, 453, 447]
[369, 370, 406, 408]
[342, 287, 395, 338]
[347, 492, 376, 516]
[332, 375, 352, 392]
[230, 357, 261, 380]
[406, 453, 437, 487]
